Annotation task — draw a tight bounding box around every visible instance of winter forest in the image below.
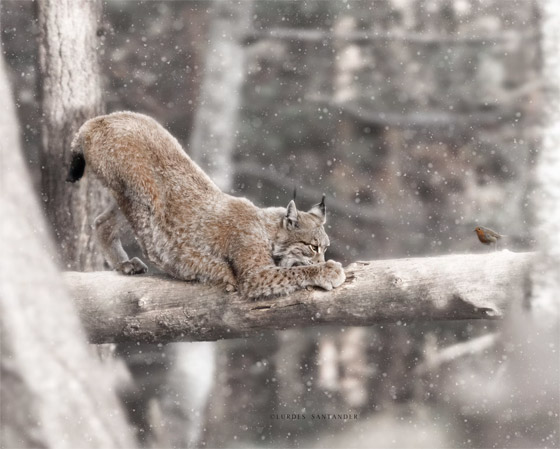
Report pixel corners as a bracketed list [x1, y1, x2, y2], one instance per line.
[1, 0, 559, 448]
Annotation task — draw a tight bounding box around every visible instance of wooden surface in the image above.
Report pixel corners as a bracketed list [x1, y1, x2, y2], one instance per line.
[64, 251, 534, 344]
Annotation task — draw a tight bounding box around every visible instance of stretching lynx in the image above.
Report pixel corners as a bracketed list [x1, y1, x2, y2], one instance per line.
[67, 111, 345, 299]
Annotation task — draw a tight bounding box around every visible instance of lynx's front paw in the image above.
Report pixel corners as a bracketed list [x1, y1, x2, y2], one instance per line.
[316, 260, 346, 291]
[116, 257, 148, 275]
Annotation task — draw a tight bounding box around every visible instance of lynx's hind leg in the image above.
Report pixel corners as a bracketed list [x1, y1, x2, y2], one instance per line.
[173, 246, 237, 292]
[94, 203, 148, 275]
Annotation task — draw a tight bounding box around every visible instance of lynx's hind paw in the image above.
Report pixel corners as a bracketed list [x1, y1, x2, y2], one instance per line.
[116, 257, 148, 275]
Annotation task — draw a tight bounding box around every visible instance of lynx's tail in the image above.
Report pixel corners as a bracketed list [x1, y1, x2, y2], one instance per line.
[66, 131, 86, 183]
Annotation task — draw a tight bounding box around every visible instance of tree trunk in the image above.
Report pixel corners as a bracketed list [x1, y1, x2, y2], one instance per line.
[0, 44, 135, 449]
[532, 0, 560, 324]
[36, 1, 152, 446]
[186, 2, 277, 445]
[37, 0, 108, 270]
[189, 0, 252, 191]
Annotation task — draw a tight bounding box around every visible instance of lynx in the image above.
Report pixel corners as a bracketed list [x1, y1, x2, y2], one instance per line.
[67, 111, 346, 299]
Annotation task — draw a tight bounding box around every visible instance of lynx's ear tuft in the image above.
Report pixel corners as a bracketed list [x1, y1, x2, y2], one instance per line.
[308, 194, 326, 224]
[284, 200, 299, 230]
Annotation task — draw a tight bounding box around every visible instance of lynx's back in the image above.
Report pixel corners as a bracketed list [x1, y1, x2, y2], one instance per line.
[76, 111, 221, 210]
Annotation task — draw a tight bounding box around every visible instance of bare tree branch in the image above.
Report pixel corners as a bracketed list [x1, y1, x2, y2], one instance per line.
[235, 161, 386, 223]
[309, 97, 510, 128]
[416, 333, 500, 374]
[244, 28, 537, 46]
[64, 251, 533, 344]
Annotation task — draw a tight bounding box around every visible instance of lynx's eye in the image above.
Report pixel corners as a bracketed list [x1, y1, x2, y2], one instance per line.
[308, 244, 319, 253]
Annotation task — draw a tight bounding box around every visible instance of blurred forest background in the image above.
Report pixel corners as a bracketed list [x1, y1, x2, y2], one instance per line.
[1, 0, 558, 448]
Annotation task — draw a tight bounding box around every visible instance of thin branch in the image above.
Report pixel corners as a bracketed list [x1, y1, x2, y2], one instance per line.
[312, 97, 510, 128]
[64, 251, 534, 344]
[416, 333, 500, 374]
[234, 161, 386, 223]
[244, 28, 537, 46]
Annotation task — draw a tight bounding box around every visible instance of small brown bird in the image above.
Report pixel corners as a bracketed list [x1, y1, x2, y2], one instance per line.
[474, 226, 503, 250]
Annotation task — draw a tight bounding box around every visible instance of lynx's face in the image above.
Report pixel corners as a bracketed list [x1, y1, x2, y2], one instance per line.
[272, 198, 330, 268]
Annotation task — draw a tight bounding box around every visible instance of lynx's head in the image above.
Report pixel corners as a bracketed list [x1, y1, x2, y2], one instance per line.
[272, 196, 330, 268]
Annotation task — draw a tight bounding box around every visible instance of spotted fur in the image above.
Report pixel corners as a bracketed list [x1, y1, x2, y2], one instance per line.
[70, 111, 345, 299]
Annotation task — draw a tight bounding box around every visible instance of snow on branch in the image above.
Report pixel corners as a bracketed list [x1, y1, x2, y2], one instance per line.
[65, 251, 534, 344]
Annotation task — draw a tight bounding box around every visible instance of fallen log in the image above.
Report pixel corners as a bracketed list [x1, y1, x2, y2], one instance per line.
[64, 251, 534, 344]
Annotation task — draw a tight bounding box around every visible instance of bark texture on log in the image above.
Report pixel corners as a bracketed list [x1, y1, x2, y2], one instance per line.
[38, 0, 108, 270]
[64, 251, 534, 344]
